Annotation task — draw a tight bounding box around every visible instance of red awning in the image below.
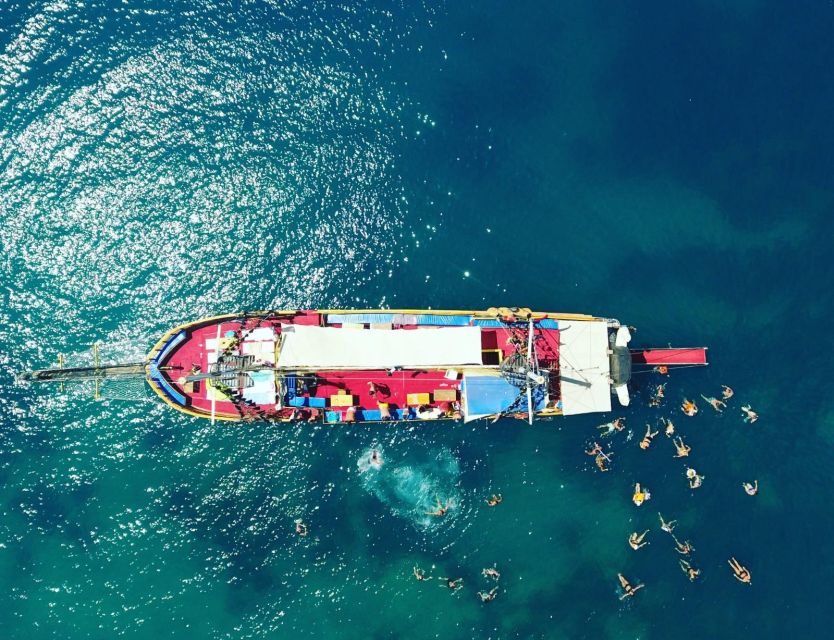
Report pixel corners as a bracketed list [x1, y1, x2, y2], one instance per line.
[631, 348, 708, 366]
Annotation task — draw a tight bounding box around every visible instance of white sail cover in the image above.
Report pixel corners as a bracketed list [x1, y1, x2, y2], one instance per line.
[276, 325, 483, 369]
[558, 320, 612, 415]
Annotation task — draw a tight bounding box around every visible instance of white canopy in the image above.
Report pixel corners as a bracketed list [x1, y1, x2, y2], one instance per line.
[558, 320, 612, 415]
[276, 325, 483, 369]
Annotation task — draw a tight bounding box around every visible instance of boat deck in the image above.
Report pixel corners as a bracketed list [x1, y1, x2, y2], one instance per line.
[153, 311, 562, 422]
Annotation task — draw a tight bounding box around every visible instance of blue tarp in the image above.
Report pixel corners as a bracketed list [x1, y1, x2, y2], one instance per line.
[462, 374, 546, 416]
[471, 319, 559, 329]
[326, 313, 472, 326]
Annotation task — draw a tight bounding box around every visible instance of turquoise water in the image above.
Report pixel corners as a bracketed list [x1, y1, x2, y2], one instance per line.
[2, 1, 833, 637]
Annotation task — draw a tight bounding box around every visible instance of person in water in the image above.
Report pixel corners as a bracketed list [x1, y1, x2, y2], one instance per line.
[486, 494, 503, 507]
[426, 497, 451, 517]
[370, 449, 383, 467]
[686, 468, 704, 489]
[628, 530, 650, 550]
[477, 587, 498, 602]
[673, 436, 691, 458]
[598, 418, 625, 437]
[618, 573, 645, 600]
[441, 577, 463, 591]
[672, 535, 694, 555]
[681, 398, 698, 416]
[639, 424, 659, 450]
[632, 483, 651, 506]
[743, 480, 758, 496]
[654, 365, 669, 375]
[413, 566, 432, 581]
[659, 513, 677, 534]
[595, 451, 613, 472]
[701, 394, 726, 412]
[482, 566, 500, 580]
[679, 559, 701, 582]
[649, 383, 666, 407]
[728, 557, 752, 584]
[586, 442, 604, 456]
[663, 417, 675, 437]
[722, 385, 734, 400]
[741, 405, 759, 423]
[295, 519, 308, 537]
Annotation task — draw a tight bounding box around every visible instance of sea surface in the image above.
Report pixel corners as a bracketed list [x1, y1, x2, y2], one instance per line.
[1, 1, 833, 638]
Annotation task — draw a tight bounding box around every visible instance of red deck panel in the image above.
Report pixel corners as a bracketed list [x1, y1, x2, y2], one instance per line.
[631, 348, 708, 366]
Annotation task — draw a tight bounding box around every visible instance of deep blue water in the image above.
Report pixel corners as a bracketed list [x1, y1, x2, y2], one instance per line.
[2, 1, 834, 638]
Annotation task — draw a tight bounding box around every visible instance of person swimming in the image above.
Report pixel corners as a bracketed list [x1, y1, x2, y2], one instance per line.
[441, 577, 463, 591]
[743, 480, 758, 496]
[413, 566, 432, 581]
[482, 566, 500, 580]
[659, 513, 677, 534]
[741, 405, 759, 423]
[672, 535, 694, 555]
[370, 449, 383, 468]
[426, 497, 451, 517]
[663, 417, 675, 437]
[639, 424, 659, 450]
[681, 399, 698, 416]
[585, 442, 604, 456]
[628, 530, 650, 550]
[598, 418, 625, 437]
[595, 451, 613, 472]
[686, 468, 704, 489]
[701, 394, 726, 412]
[728, 557, 752, 584]
[722, 385, 734, 400]
[649, 383, 666, 407]
[673, 436, 691, 458]
[617, 573, 645, 600]
[294, 519, 308, 537]
[679, 559, 701, 582]
[486, 494, 503, 507]
[477, 586, 498, 602]
[632, 483, 651, 506]
[654, 365, 669, 375]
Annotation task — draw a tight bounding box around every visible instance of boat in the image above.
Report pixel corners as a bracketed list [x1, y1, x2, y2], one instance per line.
[21, 307, 708, 424]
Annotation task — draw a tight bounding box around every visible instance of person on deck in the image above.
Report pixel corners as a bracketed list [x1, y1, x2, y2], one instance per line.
[378, 402, 393, 421]
[344, 405, 357, 423]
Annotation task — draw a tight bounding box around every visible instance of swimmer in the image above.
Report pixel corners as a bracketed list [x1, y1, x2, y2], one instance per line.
[482, 566, 500, 580]
[585, 442, 604, 456]
[426, 497, 451, 517]
[686, 468, 704, 489]
[294, 519, 308, 537]
[654, 365, 669, 375]
[598, 418, 625, 437]
[639, 424, 659, 450]
[595, 451, 613, 472]
[673, 436, 691, 458]
[440, 577, 463, 591]
[413, 566, 432, 581]
[344, 405, 357, 423]
[722, 385, 734, 400]
[632, 483, 651, 506]
[486, 494, 503, 507]
[741, 405, 759, 423]
[617, 573, 645, 600]
[672, 535, 694, 555]
[477, 586, 498, 602]
[663, 417, 675, 437]
[701, 394, 726, 412]
[370, 449, 383, 468]
[681, 399, 698, 416]
[659, 513, 677, 534]
[649, 383, 666, 407]
[679, 559, 701, 582]
[728, 557, 752, 585]
[628, 530, 650, 550]
[743, 480, 758, 496]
